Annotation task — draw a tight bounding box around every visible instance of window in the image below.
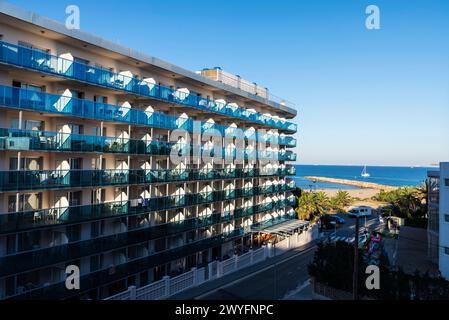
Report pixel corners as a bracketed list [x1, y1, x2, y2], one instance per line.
[445, 247, 449, 255]
[74, 56, 89, 66]
[8, 193, 42, 212]
[91, 221, 101, 238]
[18, 232, 40, 252]
[90, 255, 103, 272]
[12, 119, 44, 131]
[66, 224, 81, 242]
[91, 188, 105, 205]
[445, 215, 449, 223]
[91, 158, 105, 170]
[445, 179, 449, 187]
[9, 157, 42, 170]
[70, 89, 85, 99]
[92, 126, 107, 136]
[94, 95, 107, 104]
[6, 234, 16, 255]
[67, 191, 82, 206]
[24, 84, 43, 92]
[18, 41, 51, 58]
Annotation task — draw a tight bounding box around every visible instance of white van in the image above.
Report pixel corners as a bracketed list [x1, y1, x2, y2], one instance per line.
[348, 206, 372, 218]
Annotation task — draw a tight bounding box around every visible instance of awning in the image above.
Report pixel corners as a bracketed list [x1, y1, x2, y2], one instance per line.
[253, 219, 310, 236]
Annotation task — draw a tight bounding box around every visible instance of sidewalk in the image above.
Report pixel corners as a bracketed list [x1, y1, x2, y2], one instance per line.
[169, 241, 317, 300]
[282, 279, 313, 300]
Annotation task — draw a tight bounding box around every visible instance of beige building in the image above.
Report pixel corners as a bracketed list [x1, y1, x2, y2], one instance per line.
[0, 3, 297, 299]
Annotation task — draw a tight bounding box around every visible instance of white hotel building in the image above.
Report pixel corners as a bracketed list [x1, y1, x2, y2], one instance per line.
[0, 3, 299, 299]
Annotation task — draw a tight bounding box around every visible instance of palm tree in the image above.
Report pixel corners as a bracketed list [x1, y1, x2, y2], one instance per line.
[379, 187, 426, 219]
[334, 190, 352, 208]
[328, 197, 341, 211]
[314, 191, 329, 215]
[295, 192, 316, 220]
[295, 191, 329, 220]
[417, 180, 429, 215]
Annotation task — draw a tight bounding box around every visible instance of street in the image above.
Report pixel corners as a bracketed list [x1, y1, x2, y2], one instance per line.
[320, 213, 381, 242]
[197, 246, 316, 300]
[196, 213, 381, 300]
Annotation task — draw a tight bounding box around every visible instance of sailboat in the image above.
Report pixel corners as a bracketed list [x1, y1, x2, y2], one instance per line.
[361, 165, 370, 178]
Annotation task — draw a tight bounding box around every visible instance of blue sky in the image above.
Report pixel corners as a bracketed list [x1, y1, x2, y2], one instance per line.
[8, 0, 449, 166]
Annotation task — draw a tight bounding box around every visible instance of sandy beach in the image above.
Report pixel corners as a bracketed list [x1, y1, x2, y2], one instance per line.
[317, 188, 380, 199]
[317, 188, 387, 208]
[303, 176, 398, 208]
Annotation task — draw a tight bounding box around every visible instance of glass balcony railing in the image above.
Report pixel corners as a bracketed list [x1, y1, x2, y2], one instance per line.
[0, 128, 297, 160]
[0, 169, 128, 191]
[6, 228, 246, 300]
[0, 166, 296, 192]
[278, 151, 297, 162]
[5, 209, 296, 300]
[0, 88, 296, 150]
[0, 41, 297, 133]
[0, 182, 296, 234]
[0, 198, 292, 278]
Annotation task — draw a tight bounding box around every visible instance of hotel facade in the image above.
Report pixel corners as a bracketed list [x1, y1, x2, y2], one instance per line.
[0, 4, 298, 299]
[427, 163, 449, 280]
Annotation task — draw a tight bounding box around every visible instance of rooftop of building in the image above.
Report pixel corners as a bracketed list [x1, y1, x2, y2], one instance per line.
[0, 1, 297, 118]
[427, 170, 440, 178]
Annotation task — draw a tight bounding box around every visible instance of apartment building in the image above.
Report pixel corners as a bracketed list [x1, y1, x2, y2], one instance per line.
[427, 170, 440, 265]
[427, 163, 449, 280]
[0, 4, 298, 299]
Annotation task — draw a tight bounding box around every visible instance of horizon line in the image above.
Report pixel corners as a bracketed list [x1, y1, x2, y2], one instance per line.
[293, 163, 440, 168]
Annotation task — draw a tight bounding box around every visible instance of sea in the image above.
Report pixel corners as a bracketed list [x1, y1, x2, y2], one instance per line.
[293, 165, 435, 190]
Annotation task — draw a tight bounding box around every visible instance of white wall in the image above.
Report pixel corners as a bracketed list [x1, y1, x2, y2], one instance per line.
[439, 162, 449, 279]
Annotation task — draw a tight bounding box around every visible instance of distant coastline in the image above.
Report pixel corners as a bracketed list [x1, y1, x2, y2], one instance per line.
[304, 176, 397, 191]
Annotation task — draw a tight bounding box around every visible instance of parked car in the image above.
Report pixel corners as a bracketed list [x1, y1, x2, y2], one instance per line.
[330, 215, 346, 224]
[320, 214, 345, 230]
[348, 206, 372, 218]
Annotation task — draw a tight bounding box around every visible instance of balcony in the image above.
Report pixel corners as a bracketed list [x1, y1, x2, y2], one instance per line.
[0, 198, 292, 278]
[0, 131, 295, 163]
[0, 41, 297, 133]
[0, 85, 296, 147]
[0, 166, 296, 192]
[6, 228, 246, 300]
[0, 182, 296, 234]
[0, 128, 296, 164]
[278, 150, 297, 162]
[6, 206, 297, 300]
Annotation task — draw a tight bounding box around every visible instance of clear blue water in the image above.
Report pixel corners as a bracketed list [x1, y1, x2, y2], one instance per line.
[293, 165, 434, 190]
